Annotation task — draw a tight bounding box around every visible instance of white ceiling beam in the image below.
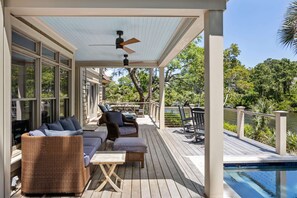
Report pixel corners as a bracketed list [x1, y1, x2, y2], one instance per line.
[76, 61, 158, 68]
[5, 0, 225, 17]
[158, 16, 204, 67]
[21, 17, 77, 52]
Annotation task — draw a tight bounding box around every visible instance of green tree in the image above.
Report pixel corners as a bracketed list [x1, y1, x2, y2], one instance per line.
[279, 1, 297, 54]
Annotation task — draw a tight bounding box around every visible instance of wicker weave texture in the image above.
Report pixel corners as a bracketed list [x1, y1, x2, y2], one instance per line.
[21, 133, 90, 194]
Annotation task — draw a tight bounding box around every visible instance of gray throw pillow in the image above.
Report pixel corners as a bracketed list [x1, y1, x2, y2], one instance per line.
[59, 118, 76, 131]
[29, 130, 46, 136]
[44, 129, 81, 136]
[70, 116, 82, 130]
[47, 121, 64, 131]
[106, 112, 124, 127]
[37, 123, 48, 133]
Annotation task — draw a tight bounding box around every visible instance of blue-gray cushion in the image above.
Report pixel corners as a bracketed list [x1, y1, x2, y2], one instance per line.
[29, 130, 46, 136]
[84, 153, 90, 167]
[59, 118, 76, 131]
[83, 131, 107, 143]
[37, 123, 48, 133]
[118, 126, 137, 135]
[113, 137, 147, 153]
[83, 146, 97, 163]
[70, 116, 82, 130]
[106, 112, 124, 127]
[47, 121, 64, 131]
[83, 137, 101, 147]
[99, 104, 108, 113]
[44, 129, 81, 136]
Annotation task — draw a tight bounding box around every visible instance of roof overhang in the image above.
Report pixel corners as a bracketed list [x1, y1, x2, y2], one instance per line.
[5, 0, 226, 68]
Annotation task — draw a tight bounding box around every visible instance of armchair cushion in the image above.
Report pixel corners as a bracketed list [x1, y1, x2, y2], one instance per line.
[59, 118, 76, 131]
[47, 121, 64, 131]
[118, 126, 137, 135]
[99, 104, 108, 113]
[106, 111, 124, 127]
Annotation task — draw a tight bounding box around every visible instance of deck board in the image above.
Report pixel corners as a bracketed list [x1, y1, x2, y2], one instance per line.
[14, 116, 292, 198]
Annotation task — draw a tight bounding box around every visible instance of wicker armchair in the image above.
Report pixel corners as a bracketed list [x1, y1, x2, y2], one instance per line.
[21, 133, 90, 195]
[100, 111, 138, 141]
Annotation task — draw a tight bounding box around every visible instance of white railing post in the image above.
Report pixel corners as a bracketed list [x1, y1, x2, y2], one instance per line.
[274, 111, 287, 155]
[152, 103, 155, 120]
[236, 106, 245, 138]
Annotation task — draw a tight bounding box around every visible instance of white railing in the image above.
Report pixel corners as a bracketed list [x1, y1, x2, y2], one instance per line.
[231, 106, 287, 155]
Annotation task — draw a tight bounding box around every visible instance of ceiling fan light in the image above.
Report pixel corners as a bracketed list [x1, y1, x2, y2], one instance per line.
[123, 58, 129, 66]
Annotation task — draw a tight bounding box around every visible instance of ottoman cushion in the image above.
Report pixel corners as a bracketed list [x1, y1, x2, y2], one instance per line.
[113, 137, 147, 153]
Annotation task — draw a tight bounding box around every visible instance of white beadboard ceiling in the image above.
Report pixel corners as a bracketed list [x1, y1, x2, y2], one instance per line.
[38, 17, 183, 62]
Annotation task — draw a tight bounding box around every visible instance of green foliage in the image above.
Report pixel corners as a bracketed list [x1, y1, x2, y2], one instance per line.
[165, 113, 182, 127]
[224, 122, 237, 132]
[278, 1, 297, 54]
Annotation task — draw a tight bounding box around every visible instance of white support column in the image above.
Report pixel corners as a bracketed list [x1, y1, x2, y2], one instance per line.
[274, 111, 287, 155]
[159, 67, 165, 129]
[236, 106, 245, 139]
[204, 10, 224, 198]
[1, 2, 12, 196]
[148, 68, 153, 117]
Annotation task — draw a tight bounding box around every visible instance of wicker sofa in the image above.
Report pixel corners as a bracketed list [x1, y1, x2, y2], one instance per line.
[21, 117, 107, 196]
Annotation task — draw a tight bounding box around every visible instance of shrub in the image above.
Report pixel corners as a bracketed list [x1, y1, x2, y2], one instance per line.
[165, 112, 181, 127]
[224, 122, 237, 132]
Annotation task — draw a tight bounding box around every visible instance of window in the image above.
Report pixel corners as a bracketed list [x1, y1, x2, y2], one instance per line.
[11, 52, 37, 146]
[11, 53, 36, 99]
[60, 69, 70, 118]
[42, 64, 55, 98]
[12, 31, 37, 52]
[41, 63, 56, 122]
[42, 46, 57, 61]
[60, 55, 71, 66]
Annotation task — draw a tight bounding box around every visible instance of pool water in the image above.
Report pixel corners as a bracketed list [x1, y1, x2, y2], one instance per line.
[224, 163, 297, 198]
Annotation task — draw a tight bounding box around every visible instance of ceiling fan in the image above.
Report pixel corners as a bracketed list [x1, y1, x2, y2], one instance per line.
[123, 54, 143, 66]
[89, 30, 140, 54]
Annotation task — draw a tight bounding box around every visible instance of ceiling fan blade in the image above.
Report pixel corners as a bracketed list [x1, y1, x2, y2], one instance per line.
[89, 44, 115, 46]
[120, 38, 140, 46]
[123, 46, 135, 54]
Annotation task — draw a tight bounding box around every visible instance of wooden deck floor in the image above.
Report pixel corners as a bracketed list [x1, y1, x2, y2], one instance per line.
[13, 116, 295, 198]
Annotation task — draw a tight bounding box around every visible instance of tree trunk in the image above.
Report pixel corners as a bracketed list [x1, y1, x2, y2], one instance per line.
[127, 68, 145, 102]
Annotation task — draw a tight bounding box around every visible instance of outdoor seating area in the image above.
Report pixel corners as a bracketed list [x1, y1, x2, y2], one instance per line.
[12, 115, 294, 197]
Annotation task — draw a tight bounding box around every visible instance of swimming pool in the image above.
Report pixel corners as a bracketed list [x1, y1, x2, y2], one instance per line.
[224, 162, 297, 198]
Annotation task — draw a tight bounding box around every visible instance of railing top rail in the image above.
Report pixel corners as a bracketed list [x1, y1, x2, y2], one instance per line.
[243, 111, 275, 118]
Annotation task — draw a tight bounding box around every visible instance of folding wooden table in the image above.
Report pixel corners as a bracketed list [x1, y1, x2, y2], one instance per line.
[90, 151, 126, 192]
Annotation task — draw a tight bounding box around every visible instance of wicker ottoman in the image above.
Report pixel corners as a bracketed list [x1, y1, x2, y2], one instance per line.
[113, 137, 147, 168]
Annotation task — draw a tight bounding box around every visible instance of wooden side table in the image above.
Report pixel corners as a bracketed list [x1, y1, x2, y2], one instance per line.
[90, 151, 126, 192]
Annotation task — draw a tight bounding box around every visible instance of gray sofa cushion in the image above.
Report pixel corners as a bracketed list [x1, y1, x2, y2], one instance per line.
[83, 137, 101, 147]
[29, 130, 46, 136]
[47, 121, 64, 131]
[84, 153, 90, 167]
[59, 118, 76, 131]
[83, 145, 98, 165]
[83, 131, 107, 143]
[44, 129, 81, 136]
[113, 137, 147, 153]
[70, 116, 82, 130]
[106, 111, 124, 127]
[118, 126, 137, 135]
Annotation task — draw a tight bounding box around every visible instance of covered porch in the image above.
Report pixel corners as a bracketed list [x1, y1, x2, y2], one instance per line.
[0, 0, 227, 197]
[11, 115, 292, 198]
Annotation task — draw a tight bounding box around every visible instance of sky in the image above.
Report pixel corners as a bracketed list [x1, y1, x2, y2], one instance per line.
[224, 0, 296, 68]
